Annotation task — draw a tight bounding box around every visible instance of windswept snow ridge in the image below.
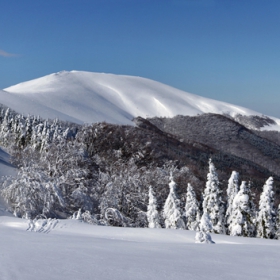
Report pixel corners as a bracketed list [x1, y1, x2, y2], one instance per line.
[2, 71, 280, 130]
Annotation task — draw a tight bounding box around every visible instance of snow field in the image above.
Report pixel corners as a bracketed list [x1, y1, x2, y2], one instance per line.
[0, 214, 279, 280]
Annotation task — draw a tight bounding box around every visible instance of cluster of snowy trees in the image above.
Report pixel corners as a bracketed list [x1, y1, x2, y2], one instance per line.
[147, 159, 280, 240]
[0, 107, 78, 154]
[0, 107, 279, 240]
[2, 138, 96, 219]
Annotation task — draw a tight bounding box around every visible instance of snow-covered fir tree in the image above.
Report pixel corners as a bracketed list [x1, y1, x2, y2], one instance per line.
[276, 204, 280, 239]
[256, 177, 277, 239]
[228, 181, 256, 237]
[185, 183, 200, 230]
[225, 171, 239, 230]
[195, 212, 215, 244]
[147, 186, 161, 228]
[202, 159, 225, 234]
[163, 174, 185, 229]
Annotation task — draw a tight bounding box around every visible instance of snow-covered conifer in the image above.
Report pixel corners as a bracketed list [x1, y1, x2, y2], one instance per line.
[276, 204, 280, 239]
[0, 108, 12, 146]
[147, 186, 161, 228]
[228, 181, 256, 237]
[185, 183, 200, 230]
[202, 159, 225, 234]
[256, 177, 276, 239]
[163, 174, 185, 229]
[195, 212, 215, 244]
[225, 171, 239, 229]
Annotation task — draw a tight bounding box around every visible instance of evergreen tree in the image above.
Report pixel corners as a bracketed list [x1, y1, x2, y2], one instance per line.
[228, 181, 256, 237]
[276, 204, 280, 239]
[195, 212, 215, 244]
[202, 159, 225, 234]
[256, 177, 277, 239]
[225, 171, 239, 230]
[163, 174, 185, 229]
[1, 108, 12, 146]
[147, 186, 161, 228]
[185, 183, 200, 230]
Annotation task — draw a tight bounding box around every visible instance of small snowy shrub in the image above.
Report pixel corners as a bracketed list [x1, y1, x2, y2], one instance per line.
[195, 212, 215, 244]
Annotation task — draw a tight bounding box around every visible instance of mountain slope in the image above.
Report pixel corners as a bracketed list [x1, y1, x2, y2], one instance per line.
[0, 148, 16, 178]
[0, 148, 17, 217]
[3, 71, 280, 129]
[76, 119, 280, 206]
[147, 114, 280, 178]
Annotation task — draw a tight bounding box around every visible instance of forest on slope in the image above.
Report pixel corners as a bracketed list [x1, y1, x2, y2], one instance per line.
[0, 104, 279, 238]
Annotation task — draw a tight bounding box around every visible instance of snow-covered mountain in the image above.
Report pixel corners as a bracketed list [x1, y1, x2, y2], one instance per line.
[2, 70, 280, 130]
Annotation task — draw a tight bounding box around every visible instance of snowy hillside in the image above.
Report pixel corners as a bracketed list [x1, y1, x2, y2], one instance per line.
[3, 71, 280, 130]
[0, 213, 279, 280]
[0, 148, 16, 217]
[0, 148, 16, 178]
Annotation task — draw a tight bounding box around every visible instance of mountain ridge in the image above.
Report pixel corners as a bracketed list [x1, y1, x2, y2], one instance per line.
[147, 114, 280, 178]
[2, 70, 279, 131]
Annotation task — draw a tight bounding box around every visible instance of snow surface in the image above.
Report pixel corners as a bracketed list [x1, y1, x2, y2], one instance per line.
[2, 71, 280, 130]
[0, 148, 16, 217]
[0, 213, 279, 280]
[0, 147, 16, 178]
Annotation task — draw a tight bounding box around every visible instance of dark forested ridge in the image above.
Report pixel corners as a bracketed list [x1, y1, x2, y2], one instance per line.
[147, 114, 280, 181]
[147, 114, 280, 173]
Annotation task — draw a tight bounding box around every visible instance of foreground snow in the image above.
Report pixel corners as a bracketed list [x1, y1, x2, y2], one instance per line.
[0, 213, 279, 280]
[2, 71, 280, 130]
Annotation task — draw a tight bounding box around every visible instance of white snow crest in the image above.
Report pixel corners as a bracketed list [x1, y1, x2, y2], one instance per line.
[2, 71, 279, 130]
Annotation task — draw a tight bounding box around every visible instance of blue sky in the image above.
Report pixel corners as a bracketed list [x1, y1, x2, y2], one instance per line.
[1, 0, 280, 117]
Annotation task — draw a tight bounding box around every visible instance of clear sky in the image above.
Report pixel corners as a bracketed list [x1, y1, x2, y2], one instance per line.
[1, 0, 280, 117]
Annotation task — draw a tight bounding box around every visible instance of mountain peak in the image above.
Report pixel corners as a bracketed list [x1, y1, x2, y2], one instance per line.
[1, 71, 280, 130]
